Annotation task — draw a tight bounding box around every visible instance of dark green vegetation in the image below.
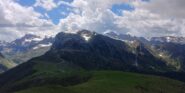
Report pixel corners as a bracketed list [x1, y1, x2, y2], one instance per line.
[16, 71, 185, 93]
[0, 57, 91, 93]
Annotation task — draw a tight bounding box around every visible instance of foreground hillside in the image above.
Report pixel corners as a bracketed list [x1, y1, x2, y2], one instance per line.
[0, 58, 91, 93]
[16, 71, 185, 93]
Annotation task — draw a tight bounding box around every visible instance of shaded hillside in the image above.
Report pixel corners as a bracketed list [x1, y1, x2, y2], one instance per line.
[49, 30, 172, 72]
[150, 42, 185, 71]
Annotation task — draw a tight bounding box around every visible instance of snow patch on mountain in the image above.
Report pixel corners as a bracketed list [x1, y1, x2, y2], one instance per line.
[33, 43, 52, 50]
[24, 38, 43, 43]
[151, 36, 185, 44]
[103, 30, 120, 36]
[81, 34, 91, 41]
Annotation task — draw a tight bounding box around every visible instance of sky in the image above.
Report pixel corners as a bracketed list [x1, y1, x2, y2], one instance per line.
[0, 0, 185, 41]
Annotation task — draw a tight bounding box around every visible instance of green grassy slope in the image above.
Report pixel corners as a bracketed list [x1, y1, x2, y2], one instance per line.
[16, 71, 185, 93]
[0, 58, 91, 93]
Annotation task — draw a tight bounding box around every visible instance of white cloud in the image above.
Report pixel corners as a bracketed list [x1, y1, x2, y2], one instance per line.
[34, 0, 57, 11]
[116, 9, 183, 37]
[121, 0, 185, 37]
[0, 0, 57, 41]
[71, 0, 130, 9]
[134, 0, 185, 19]
[58, 0, 130, 33]
[58, 0, 185, 38]
[57, 0, 71, 6]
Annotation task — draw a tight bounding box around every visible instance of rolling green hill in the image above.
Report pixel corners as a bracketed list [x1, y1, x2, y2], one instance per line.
[16, 71, 185, 93]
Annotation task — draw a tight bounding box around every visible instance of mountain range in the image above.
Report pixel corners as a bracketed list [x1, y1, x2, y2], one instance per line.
[1, 31, 185, 66]
[151, 36, 185, 44]
[0, 34, 54, 64]
[105, 31, 185, 71]
[0, 30, 185, 93]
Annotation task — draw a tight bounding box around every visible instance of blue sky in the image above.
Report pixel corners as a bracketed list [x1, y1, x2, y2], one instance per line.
[16, 0, 135, 25]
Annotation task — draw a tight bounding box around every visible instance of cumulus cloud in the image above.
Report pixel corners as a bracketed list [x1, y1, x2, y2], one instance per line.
[59, 10, 123, 33]
[134, 0, 185, 19]
[124, 0, 185, 37]
[58, 0, 131, 33]
[0, 0, 57, 41]
[34, 0, 57, 11]
[115, 8, 184, 37]
[58, 0, 185, 38]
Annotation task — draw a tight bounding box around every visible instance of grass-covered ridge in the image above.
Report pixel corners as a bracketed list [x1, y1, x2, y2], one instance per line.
[16, 71, 185, 93]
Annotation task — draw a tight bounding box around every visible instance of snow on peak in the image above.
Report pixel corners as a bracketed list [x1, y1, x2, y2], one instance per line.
[81, 34, 91, 41]
[33, 43, 52, 50]
[24, 37, 43, 43]
[77, 30, 94, 41]
[166, 36, 171, 42]
[103, 30, 120, 36]
[151, 36, 185, 44]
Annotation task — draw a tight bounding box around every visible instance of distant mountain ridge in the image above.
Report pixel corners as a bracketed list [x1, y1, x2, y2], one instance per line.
[104, 31, 185, 71]
[103, 31, 149, 44]
[0, 34, 54, 64]
[2, 34, 53, 53]
[151, 36, 185, 44]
